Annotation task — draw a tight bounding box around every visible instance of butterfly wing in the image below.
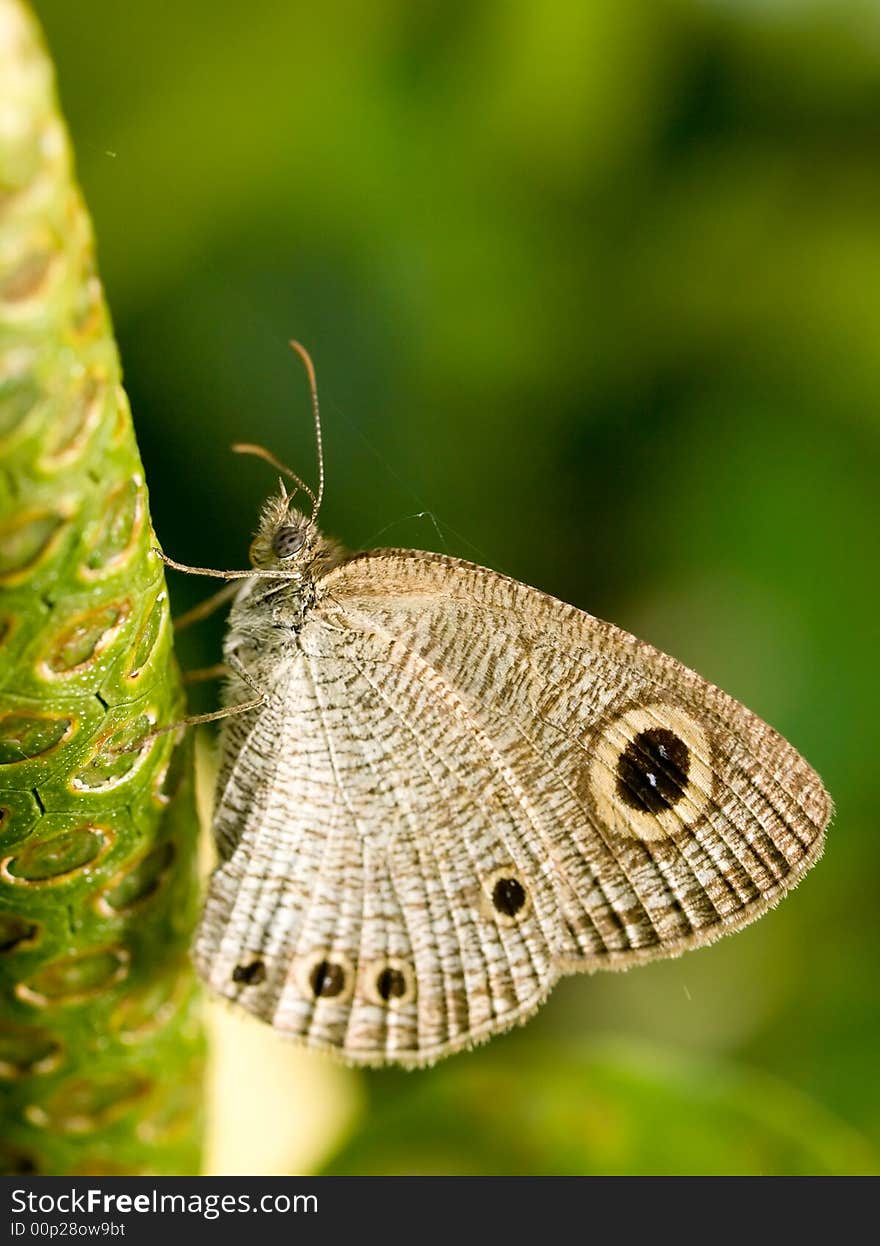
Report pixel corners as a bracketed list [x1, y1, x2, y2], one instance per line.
[196, 549, 831, 1067]
[322, 550, 831, 969]
[195, 627, 565, 1066]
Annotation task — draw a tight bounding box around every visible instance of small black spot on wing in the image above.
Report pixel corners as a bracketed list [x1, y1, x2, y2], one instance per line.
[366, 959, 415, 1006]
[376, 966, 407, 1001]
[309, 959, 347, 998]
[492, 876, 527, 917]
[484, 869, 532, 926]
[232, 959, 266, 986]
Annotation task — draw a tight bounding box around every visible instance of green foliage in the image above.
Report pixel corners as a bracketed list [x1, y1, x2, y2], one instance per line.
[326, 1039, 879, 1176]
[0, 0, 203, 1175]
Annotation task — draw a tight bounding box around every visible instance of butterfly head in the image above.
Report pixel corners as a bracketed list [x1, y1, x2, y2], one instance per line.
[248, 493, 317, 572]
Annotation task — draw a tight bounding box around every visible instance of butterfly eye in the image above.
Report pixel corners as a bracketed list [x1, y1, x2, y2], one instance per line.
[272, 525, 306, 559]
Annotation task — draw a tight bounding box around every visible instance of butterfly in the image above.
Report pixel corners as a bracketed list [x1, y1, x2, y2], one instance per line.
[162, 343, 831, 1068]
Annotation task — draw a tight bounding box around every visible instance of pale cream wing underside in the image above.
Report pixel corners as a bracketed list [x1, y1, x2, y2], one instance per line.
[196, 639, 565, 1068]
[195, 549, 831, 1068]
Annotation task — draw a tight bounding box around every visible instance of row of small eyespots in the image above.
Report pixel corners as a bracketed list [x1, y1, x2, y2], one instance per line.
[231, 870, 534, 1004]
[232, 955, 418, 1007]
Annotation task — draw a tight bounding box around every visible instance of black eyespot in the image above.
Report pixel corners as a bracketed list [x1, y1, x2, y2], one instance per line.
[232, 959, 266, 985]
[309, 959, 346, 998]
[272, 524, 306, 559]
[616, 727, 690, 814]
[376, 966, 408, 1001]
[492, 876, 527, 917]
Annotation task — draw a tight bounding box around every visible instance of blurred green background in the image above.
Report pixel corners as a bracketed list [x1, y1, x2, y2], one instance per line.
[33, 0, 879, 1175]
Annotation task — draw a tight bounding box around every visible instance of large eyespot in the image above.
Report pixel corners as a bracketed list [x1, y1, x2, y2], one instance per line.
[616, 728, 690, 814]
[272, 524, 306, 559]
[587, 703, 714, 841]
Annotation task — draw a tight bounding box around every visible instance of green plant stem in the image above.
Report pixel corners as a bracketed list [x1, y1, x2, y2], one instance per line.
[0, 0, 204, 1175]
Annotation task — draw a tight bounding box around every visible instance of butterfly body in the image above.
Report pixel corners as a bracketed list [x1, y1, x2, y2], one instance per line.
[193, 500, 831, 1067]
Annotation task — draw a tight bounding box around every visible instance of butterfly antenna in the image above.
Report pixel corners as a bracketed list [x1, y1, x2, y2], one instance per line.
[288, 340, 325, 524]
[231, 443, 317, 510]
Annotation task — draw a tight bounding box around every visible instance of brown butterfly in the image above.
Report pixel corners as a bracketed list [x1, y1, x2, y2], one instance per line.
[161, 344, 831, 1068]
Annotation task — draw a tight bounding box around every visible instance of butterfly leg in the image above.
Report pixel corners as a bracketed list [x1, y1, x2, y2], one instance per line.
[155, 549, 295, 583]
[155, 550, 256, 580]
[174, 582, 241, 632]
[110, 692, 266, 756]
[111, 654, 268, 754]
[183, 663, 230, 685]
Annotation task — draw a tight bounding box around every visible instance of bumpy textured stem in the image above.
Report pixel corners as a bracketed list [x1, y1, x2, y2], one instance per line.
[0, 0, 204, 1174]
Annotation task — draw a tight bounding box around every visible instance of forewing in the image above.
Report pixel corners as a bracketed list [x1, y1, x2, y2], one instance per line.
[322, 550, 831, 973]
